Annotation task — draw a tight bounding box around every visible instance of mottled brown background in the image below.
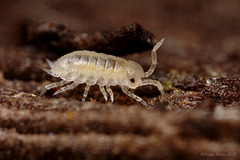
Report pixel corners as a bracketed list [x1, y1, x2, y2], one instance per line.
[1, 0, 240, 45]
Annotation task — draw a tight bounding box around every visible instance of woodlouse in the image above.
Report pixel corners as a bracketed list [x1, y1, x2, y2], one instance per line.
[40, 38, 165, 106]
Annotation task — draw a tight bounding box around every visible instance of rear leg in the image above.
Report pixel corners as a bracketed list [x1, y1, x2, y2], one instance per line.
[40, 80, 70, 96]
[82, 84, 91, 101]
[53, 82, 79, 96]
[121, 86, 147, 106]
[106, 86, 114, 103]
[99, 86, 108, 102]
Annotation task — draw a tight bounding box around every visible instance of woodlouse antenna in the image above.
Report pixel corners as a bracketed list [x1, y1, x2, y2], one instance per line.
[139, 79, 166, 98]
[143, 38, 164, 77]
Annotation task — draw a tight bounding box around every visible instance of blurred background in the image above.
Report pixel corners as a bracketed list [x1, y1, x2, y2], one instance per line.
[1, 0, 240, 47]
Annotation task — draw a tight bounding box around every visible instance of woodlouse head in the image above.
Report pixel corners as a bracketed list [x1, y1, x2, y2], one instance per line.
[126, 61, 144, 89]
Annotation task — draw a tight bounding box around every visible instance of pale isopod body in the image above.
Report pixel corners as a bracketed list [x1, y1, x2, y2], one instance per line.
[40, 38, 165, 106]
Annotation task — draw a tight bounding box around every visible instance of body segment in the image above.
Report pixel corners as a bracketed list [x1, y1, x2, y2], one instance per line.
[41, 38, 165, 106]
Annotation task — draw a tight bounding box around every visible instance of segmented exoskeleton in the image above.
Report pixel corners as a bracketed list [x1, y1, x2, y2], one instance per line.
[40, 38, 165, 106]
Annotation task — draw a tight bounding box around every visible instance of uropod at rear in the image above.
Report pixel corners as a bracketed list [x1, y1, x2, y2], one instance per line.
[40, 38, 166, 106]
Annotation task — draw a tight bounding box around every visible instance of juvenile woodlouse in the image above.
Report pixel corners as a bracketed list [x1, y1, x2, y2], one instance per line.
[40, 38, 165, 106]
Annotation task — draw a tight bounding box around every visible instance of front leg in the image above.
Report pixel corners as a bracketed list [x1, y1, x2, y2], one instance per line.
[121, 86, 147, 106]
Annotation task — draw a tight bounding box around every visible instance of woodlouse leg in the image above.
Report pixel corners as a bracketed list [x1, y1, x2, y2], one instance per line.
[99, 86, 108, 102]
[121, 86, 147, 106]
[53, 82, 79, 96]
[82, 84, 91, 101]
[40, 80, 70, 96]
[140, 79, 166, 98]
[106, 86, 114, 103]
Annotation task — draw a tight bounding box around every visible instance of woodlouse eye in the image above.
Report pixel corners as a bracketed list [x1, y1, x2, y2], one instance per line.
[130, 78, 135, 83]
